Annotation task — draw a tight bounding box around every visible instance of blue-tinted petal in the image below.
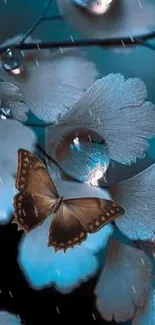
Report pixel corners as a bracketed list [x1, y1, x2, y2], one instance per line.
[0, 311, 21, 325]
[47, 74, 155, 166]
[133, 288, 155, 325]
[95, 238, 152, 322]
[0, 176, 16, 224]
[18, 216, 113, 293]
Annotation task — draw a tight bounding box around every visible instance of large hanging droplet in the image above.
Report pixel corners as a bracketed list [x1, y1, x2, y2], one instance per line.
[1, 48, 23, 72]
[56, 128, 110, 185]
[72, 0, 114, 15]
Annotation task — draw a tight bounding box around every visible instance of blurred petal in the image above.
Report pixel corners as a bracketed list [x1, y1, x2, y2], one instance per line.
[0, 119, 36, 176]
[133, 289, 155, 325]
[18, 174, 113, 293]
[0, 176, 16, 224]
[0, 48, 99, 123]
[58, 0, 155, 38]
[111, 163, 155, 241]
[8, 102, 29, 122]
[0, 311, 21, 325]
[18, 217, 113, 293]
[0, 81, 22, 103]
[47, 74, 155, 165]
[95, 238, 152, 322]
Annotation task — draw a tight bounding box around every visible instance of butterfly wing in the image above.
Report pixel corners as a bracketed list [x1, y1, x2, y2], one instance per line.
[48, 203, 87, 251]
[15, 148, 59, 198]
[13, 192, 56, 232]
[13, 149, 59, 232]
[49, 198, 124, 251]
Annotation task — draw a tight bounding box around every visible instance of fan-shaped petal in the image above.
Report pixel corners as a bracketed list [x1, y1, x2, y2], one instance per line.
[95, 238, 152, 322]
[0, 48, 99, 123]
[47, 74, 155, 165]
[18, 217, 113, 293]
[111, 163, 155, 241]
[0, 81, 22, 103]
[8, 102, 29, 122]
[133, 288, 155, 325]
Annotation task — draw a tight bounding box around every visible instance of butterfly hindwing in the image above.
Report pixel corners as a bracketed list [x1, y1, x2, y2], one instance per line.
[62, 198, 124, 233]
[48, 203, 87, 251]
[13, 192, 56, 232]
[48, 198, 124, 251]
[16, 149, 59, 198]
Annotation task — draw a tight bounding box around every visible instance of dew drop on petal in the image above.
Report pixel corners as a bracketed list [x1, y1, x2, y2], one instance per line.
[55, 127, 110, 184]
[1, 48, 23, 72]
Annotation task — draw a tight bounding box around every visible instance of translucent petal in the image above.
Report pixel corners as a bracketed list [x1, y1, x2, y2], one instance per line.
[0, 48, 99, 123]
[0, 311, 21, 325]
[133, 289, 155, 325]
[95, 238, 152, 322]
[8, 102, 29, 122]
[18, 217, 113, 293]
[46, 74, 155, 165]
[0, 176, 16, 224]
[58, 0, 155, 38]
[111, 163, 155, 241]
[0, 81, 22, 103]
[0, 119, 36, 176]
[18, 174, 113, 293]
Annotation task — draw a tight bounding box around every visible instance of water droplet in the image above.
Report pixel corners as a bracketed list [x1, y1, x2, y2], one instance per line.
[1, 48, 23, 71]
[72, 0, 114, 15]
[56, 128, 110, 184]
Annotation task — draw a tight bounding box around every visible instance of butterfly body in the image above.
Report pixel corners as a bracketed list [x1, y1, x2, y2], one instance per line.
[13, 149, 125, 252]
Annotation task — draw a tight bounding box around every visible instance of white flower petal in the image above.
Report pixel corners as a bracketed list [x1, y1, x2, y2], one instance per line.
[18, 216, 112, 293]
[0, 119, 36, 176]
[0, 175, 16, 224]
[0, 82, 22, 103]
[95, 238, 152, 322]
[46, 74, 155, 165]
[0, 48, 99, 123]
[0, 311, 21, 325]
[8, 102, 29, 122]
[111, 163, 155, 241]
[58, 0, 155, 38]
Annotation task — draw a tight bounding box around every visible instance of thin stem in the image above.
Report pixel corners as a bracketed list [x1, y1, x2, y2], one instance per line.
[1, 31, 155, 54]
[20, 0, 53, 44]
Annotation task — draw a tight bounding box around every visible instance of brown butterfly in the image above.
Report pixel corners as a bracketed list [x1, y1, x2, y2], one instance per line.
[13, 149, 125, 251]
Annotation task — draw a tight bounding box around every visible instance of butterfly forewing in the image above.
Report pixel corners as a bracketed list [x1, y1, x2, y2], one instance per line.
[62, 198, 125, 233]
[49, 203, 87, 251]
[16, 149, 59, 198]
[13, 193, 56, 232]
[13, 149, 59, 232]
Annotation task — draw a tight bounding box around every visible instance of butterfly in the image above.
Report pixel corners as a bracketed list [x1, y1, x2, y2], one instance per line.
[13, 149, 125, 251]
